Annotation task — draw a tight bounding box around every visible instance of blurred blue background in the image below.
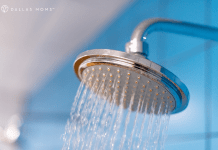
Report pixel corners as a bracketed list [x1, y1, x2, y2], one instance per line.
[3, 0, 217, 149]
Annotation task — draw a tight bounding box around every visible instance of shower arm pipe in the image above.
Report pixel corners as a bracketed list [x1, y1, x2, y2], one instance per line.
[126, 18, 218, 57]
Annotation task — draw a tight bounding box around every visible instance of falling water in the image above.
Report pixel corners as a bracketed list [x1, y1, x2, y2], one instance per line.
[62, 66, 172, 150]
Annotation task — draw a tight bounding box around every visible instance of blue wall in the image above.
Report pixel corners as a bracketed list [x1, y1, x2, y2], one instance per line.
[21, 0, 218, 149]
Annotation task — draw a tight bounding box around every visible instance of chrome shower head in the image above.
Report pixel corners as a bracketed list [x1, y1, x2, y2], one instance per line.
[74, 49, 189, 114]
[72, 17, 218, 114]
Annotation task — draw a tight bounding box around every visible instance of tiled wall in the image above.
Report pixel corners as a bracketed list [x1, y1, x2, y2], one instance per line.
[22, 0, 218, 149]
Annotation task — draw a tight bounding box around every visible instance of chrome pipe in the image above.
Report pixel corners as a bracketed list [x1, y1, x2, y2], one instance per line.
[126, 18, 218, 57]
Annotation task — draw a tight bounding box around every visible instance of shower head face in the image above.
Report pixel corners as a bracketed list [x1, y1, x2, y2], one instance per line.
[74, 49, 189, 114]
[80, 65, 175, 114]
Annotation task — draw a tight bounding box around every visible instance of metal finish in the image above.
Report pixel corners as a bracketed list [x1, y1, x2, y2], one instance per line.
[126, 18, 218, 56]
[74, 49, 189, 114]
[72, 17, 218, 114]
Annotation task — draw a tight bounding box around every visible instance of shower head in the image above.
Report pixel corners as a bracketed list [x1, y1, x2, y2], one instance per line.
[74, 49, 189, 114]
[73, 17, 218, 114]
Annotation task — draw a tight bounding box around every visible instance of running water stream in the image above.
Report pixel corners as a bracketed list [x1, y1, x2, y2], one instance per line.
[62, 67, 171, 150]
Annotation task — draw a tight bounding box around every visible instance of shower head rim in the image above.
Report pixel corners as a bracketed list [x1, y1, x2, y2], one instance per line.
[74, 49, 189, 114]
